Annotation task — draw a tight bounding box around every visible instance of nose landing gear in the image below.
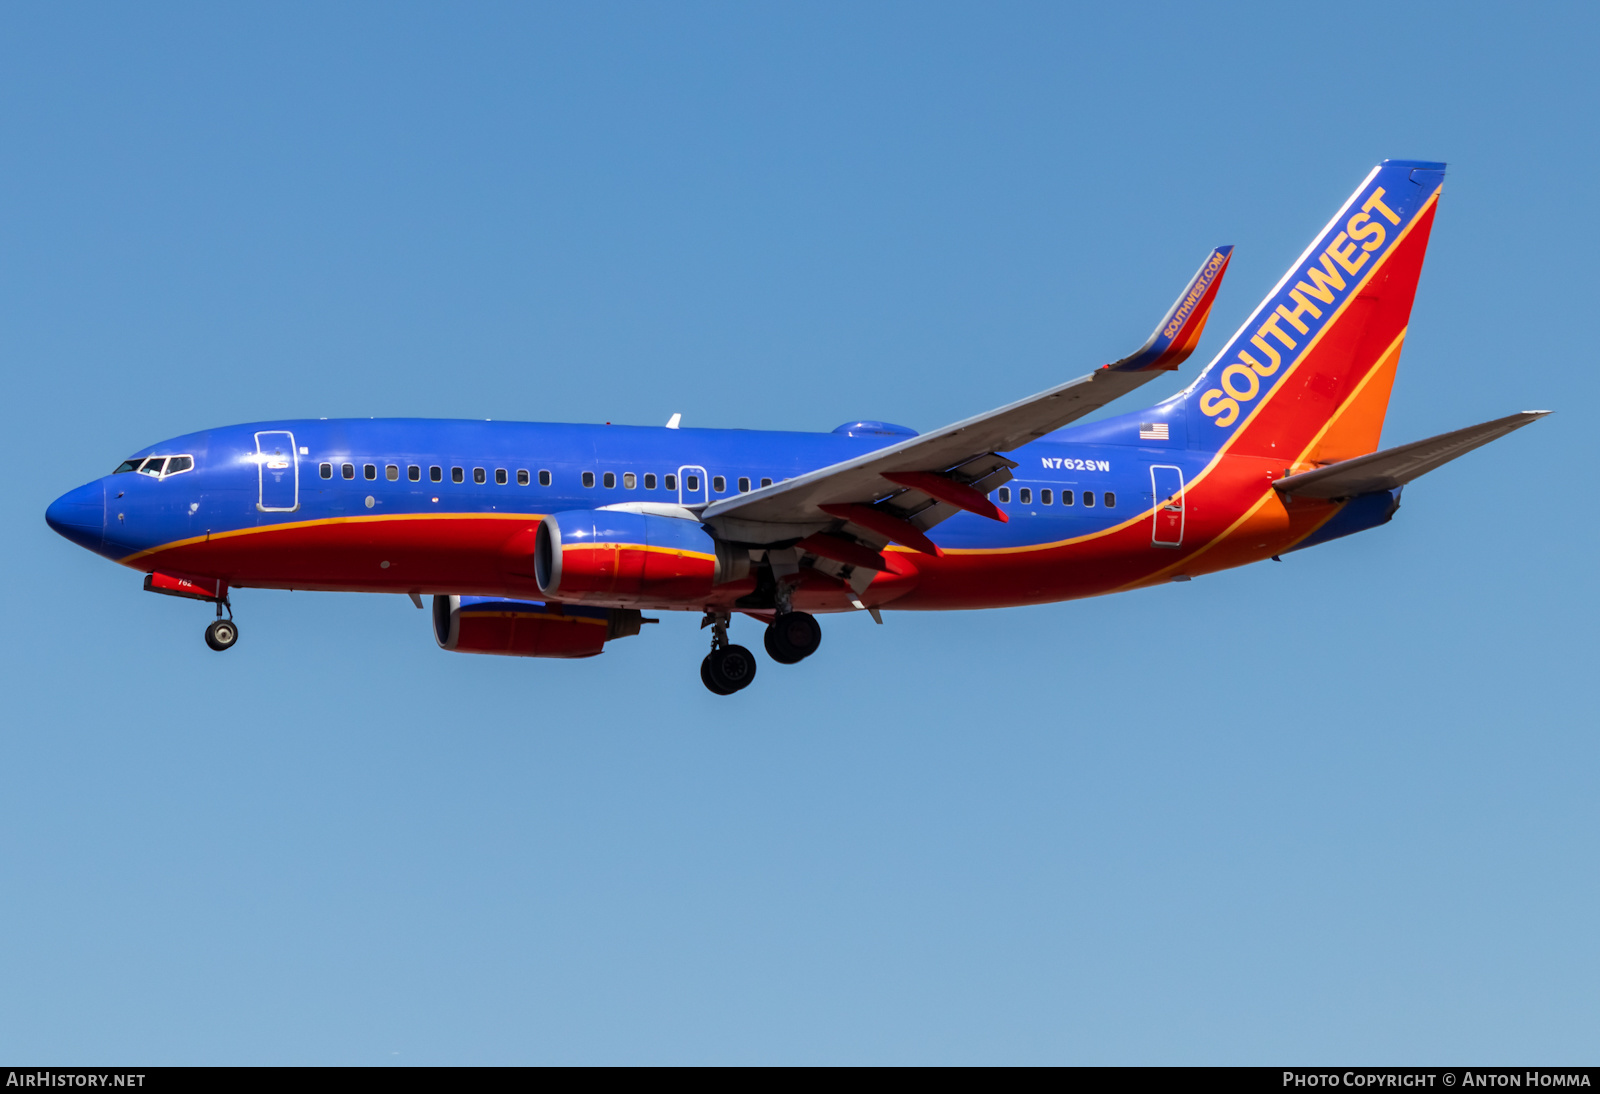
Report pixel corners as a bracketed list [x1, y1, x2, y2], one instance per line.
[205, 618, 239, 651]
[204, 597, 238, 652]
[700, 610, 756, 695]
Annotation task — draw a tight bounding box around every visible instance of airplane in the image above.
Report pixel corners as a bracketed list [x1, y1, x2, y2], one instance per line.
[46, 159, 1547, 694]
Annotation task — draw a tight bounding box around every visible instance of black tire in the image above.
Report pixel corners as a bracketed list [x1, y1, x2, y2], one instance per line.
[701, 654, 733, 695]
[707, 644, 758, 693]
[205, 619, 239, 651]
[765, 611, 822, 664]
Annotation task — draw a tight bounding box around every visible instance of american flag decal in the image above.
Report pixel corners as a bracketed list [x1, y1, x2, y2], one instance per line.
[1139, 422, 1169, 441]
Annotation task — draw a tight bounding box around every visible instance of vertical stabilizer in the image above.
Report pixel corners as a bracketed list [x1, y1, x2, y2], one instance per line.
[1182, 160, 1445, 467]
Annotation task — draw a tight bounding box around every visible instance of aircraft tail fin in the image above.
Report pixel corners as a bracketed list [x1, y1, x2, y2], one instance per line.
[1181, 160, 1447, 467]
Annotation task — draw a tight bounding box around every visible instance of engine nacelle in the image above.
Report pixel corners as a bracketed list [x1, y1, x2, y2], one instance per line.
[534, 509, 742, 604]
[432, 595, 643, 659]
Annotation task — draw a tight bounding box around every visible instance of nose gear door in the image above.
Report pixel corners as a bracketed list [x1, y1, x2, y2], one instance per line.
[256, 431, 299, 512]
[1150, 464, 1184, 548]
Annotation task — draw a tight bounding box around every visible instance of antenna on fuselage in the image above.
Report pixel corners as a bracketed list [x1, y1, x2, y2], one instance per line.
[665, 413, 682, 429]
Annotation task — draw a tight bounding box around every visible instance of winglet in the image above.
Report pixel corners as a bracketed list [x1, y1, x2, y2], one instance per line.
[1107, 246, 1233, 372]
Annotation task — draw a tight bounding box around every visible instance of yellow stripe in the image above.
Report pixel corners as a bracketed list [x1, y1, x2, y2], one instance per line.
[1108, 487, 1285, 592]
[1290, 326, 1408, 468]
[568, 542, 717, 563]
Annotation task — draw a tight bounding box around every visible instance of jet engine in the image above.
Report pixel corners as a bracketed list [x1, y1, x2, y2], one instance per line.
[432, 595, 645, 659]
[533, 509, 746, 604]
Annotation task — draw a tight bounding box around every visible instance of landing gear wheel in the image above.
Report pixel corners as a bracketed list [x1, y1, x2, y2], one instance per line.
[701, 654, 733, 695]
[205, 618, 239, 651]
[764, 611, 822, 664]
[706, 644, 758, 694]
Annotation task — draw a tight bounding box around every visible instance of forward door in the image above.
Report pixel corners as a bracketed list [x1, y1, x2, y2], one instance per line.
[256, 431, 299, 512]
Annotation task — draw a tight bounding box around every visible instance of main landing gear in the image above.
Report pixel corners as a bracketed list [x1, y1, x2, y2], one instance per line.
[699, 605, 826, 695]
[204, 598, 238, 652]
[700, 610, 757, 695]
[764, 610, 821, 664]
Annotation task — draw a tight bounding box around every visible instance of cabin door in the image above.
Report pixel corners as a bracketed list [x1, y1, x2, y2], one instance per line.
[256, 431, 299, 512]
[1150, 464, 1184, 548]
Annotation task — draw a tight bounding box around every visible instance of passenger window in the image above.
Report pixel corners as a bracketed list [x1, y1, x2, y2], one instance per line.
[712, 476, 725, 493]
[644, 473, 656, 490]
[320, 463, 332, 479]
[1105, 491, 1116, 507]
[364, 464, 377, 480]
[342, 463, 355, 479]
[761, 477, 773, 488]
[452, 467, 464, 484]
[538, 470, 551, 487]
[1062, 490, 1074, 506]
[1084, 491, 1095, 507]
[603, 472, 616, 488]
[1041, 488, 1052, 505]
[665, 474, 677, 491]
[997, 487, 1011, 503]
[1019, 488, 1032, 504]
[409, 465, 421, 481]
[495, 468, 507, 485]
[686, 474, 700, 491]
[623, 472, 636, 489]
[386, 465, 399, 481]
[430, 466, 442, 482]
[738, 477, 750, 493]
[582, 471, 595, 488]
[140, 458, 166, 476]
[473, 467, 486, 484]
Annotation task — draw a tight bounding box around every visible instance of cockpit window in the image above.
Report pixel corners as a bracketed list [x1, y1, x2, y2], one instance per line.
[115, 454, 194, 477]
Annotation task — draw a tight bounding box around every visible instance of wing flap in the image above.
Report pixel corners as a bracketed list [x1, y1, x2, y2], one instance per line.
[1273, 411, 1549, 499]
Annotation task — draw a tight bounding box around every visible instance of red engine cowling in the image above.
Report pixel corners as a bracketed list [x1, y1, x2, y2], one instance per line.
[432, 595, 643, 659]
[534, 509, 742, 604]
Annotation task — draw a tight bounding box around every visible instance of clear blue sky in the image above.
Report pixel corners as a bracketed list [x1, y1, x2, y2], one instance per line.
[3, 1, 1595, 1065]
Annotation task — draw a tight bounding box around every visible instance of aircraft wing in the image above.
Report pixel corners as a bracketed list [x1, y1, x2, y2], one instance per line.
[1273, 410, 1550, 499]
[701, 246, 1233, 550]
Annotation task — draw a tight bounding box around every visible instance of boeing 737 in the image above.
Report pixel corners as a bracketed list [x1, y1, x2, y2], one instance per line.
[46, 160, 1546, 693]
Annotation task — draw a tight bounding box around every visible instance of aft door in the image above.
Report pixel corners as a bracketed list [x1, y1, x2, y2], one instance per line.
[678, 465, 708, 507]
[256, 431, 299, 512]
[1150, 464, 1184, 548]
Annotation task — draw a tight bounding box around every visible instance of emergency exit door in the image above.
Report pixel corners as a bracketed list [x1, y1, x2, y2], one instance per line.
[1150, 465, 1184, 548]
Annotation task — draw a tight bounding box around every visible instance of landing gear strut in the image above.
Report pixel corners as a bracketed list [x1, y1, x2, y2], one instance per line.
[700, 610, 757, 695]
[764, 610, 821, 664]
[204, 597, 238, 651]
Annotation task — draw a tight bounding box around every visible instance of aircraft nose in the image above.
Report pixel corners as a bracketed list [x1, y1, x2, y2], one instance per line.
[45, 482, 105, 552]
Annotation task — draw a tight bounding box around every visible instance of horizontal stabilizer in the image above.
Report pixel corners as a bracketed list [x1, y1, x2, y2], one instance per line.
[1273, 410, 1549, 499]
